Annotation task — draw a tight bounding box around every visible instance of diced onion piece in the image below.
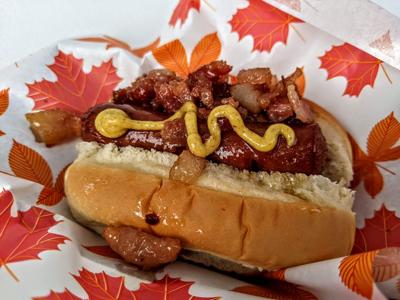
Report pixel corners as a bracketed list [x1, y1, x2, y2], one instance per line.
[230, 83, 262, 114]
[169, 150, 206, 184]
[25, 109, 81, 146]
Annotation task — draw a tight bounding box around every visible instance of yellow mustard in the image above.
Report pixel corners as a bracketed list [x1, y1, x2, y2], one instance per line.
[94, 102, 296, 157]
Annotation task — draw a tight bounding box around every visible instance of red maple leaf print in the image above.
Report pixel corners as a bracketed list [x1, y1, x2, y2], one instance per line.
[349, 112, 400, 198]
[233, 281, 317, 299]
[169, 0, 200, 27]
[26, 51, 122, 114]
[352, 204, 400, 254]
[0, 189, 69, 281]
[132, 275, 220, 299]
[83, 245, 121, 259]
[229, 0, 302, 52]
[35, 269, 220, 299]
[319, 43, 384, 97]
[72, 268, 137, 300]
[33, 289, 81, 300]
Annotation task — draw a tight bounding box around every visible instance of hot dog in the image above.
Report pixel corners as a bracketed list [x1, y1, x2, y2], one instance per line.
[27, 61, 355, 274]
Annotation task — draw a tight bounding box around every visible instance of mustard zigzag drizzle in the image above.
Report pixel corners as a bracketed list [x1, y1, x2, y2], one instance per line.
[94, 102, 296, 157]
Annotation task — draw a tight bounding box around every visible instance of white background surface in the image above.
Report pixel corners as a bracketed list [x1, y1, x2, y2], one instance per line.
[370, 0, 400, 17]
[0, 0, 398, 70]
[0, 0, 175, 69]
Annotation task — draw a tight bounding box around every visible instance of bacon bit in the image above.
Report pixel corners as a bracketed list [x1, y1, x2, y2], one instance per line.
[160, 119, 187, 147]
[113, 76, 155, 104]
[270, 75, 278, 87]
[286, 84, 313, 123]
[237, 106, 248, 119]
[267, 97, 294, 122]
[237, 67, 272, 85]
[188, 61, 232, 108]
[198, 107, 211, 119]
[113, 69, 177, 106]
[147, 69, 176, 82]
[170, 80, 192, 103]
[257, 91, 280, 110]
[285, 67, 303, 85]
[221, 97, 239, 108]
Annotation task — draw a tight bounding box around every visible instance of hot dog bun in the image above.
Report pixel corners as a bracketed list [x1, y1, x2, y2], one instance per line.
[64, 101, 355, 273]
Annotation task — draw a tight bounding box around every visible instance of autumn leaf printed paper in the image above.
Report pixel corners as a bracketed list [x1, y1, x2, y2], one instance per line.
[0, 1, 399, 299]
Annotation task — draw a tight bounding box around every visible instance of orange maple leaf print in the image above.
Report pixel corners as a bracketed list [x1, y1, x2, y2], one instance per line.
[339, 250, 378, 299]
[37, 164, 69, 206]
[152, 32, 221, 78]
[8, 140, 53, 187]
[0, 88, 9, 136]
[7, 140, 69, 206]
[229, 0, 302, 52]
[169, 0, 200, 27]
[349, 112, 400, 198]
[319, 43, 390, 97]
[153, 39, 189, 78]
[79, 36, 160, 58]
